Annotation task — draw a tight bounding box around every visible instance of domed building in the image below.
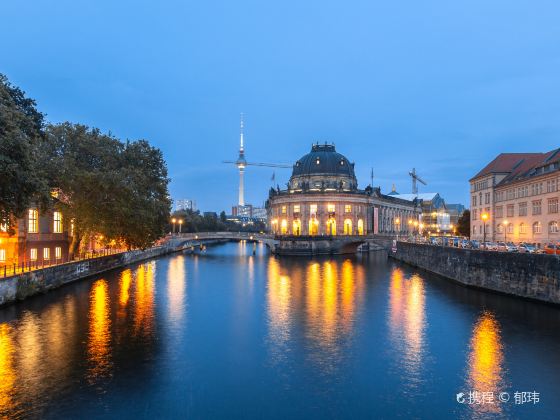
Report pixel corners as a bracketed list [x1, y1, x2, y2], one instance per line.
[267, 143, 420, 238]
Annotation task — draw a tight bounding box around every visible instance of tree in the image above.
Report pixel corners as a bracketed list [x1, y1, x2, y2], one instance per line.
[44, 123, 171, 253]
[0, 74, 49, 230]
[457, 209, 470, 237]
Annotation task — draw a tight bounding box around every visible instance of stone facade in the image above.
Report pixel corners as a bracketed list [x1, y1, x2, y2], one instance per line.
[0, 245, 174, 307]
[391, 242, 560, 304]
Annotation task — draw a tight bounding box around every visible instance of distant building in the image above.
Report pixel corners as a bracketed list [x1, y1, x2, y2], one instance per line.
[470, 149, 560, 243]
[251, 207, 267, 221]
[446, 203, 466, 227]
[175, 199, 197, 212]
[397, 193, 451, 234]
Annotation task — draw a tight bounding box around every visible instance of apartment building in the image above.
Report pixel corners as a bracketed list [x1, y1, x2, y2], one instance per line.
[470, 149, 560, 244]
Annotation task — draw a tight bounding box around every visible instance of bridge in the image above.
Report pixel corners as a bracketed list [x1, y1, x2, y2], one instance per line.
[165, 232, 393, 255]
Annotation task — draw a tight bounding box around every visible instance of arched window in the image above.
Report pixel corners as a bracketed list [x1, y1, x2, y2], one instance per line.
[326, 218, 336, 235]
[292, 219, 301, 236]
[507, 223, 514, 234]
[519, 223, 526, 234]
[533, 221, 541, 234]
[343, 219, 352, 235]
[357, 219, 364, 235]
[309, 218, 319, 236]
[280, 219, 288, 235]
[549, 221, 558, 234]
[496, 224, 503, 234]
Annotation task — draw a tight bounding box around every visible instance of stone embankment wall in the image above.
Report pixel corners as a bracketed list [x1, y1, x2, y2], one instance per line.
[0, 246, 176, 307]
[391, 242, 560, 304]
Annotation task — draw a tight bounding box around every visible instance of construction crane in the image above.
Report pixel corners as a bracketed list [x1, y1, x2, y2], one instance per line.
[223, 115, 291, 206]
[409, 168, 427, 195]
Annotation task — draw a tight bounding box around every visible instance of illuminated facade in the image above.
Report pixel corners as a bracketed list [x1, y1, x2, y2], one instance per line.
[470, 149, 560, 243]
[0, 207, 72, 268]
[266, 144, 419, 236]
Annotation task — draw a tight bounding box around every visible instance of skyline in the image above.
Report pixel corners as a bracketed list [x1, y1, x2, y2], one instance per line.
[2, 0, 560, 211]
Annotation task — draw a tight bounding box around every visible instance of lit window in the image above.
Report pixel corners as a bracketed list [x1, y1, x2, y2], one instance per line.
[293, 205, 300, 213]
[0, 249, 5, 263]
[327, 204, 335, 213]
[549, 221, 558, 234]
[345, 204, 351, 213]
[281, 206, 287, 214]
[30, 248, 38, 261]
[519, 223, 526, 234]
[53, 211, 63, 233]
[316, 158, 320, 165]
[0, 223, 6, 232]
[28, 209, 38, 233]
[43, 248, 50, 260]
[310, 204, 317, 216]
[55, 246, 62, 259]
[532, 222, 541, 234]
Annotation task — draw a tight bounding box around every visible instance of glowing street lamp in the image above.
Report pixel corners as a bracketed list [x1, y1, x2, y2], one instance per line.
[178, 219, 183, 234]
[395, 217, 401, 240]
[481, 212, 489, 245]
[171, 217, 177, 234]
[503, 220, 509, 242]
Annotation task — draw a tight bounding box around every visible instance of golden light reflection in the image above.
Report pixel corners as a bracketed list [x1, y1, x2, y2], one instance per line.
[266, 259, 365, 367]
[267, 258, 292, 340]
[134, 263, 156, 337]
[467, 311, 504, 415]
[168, 255, 186, 322]
[388, 269, 426, 387]
[87, 279, 112, 383]
[119, 269, 132, 308]
[0, 324, 16, 415]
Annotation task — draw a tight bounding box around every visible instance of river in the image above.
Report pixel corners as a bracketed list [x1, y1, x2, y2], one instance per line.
[0, 242, 559, 419]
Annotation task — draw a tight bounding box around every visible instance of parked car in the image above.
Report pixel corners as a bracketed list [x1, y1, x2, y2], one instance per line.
[470, 240, 480, 249]
[505, 242, 518, 252]
[460, 239, 470, 248]
[497, 242, 508, 252]
[544, 244, 560, 255]
[518, 243, 537, 253]
[483, 242, 498, 251]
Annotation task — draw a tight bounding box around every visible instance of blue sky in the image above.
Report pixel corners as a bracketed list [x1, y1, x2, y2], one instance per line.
[2, 1, 559, 211]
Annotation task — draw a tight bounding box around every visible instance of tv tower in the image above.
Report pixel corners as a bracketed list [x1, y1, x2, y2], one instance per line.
[223, 114, 290, 207]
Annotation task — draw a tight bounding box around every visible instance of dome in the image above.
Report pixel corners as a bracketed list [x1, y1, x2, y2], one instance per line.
[288, 144, 358, 192]
[291, 144, 355, 178]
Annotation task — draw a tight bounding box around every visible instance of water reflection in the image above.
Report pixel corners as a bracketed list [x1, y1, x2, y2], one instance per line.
[0, 324, 15, 415]
[388, 268, 427, 390]
[267, 258, 292, 365]
[267, 258, 365, 370]
[87, 279, 112, 384]
[168, 255, 186, 324]
[466, 311, 505, 415]
[134, 263, 156, 338]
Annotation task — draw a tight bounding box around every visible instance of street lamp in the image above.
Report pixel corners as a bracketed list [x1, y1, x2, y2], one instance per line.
[395, 218, 400, 240]
[481, 212, 489, 246]
[171, 217, 177, 234]
[503, 220, 509, 243]
[178, 219, 183, 234]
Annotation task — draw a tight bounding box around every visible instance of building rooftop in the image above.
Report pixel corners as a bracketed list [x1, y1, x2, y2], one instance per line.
[291, 143, 356, 179]
[470, 149, 560, 183]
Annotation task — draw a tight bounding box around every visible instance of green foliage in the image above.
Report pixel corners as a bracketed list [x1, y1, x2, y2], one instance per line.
[0, 74, 49, 230]
[169, 209, 266, 233]
[457, 209, 470, 237]
[44, 123, 171, 250]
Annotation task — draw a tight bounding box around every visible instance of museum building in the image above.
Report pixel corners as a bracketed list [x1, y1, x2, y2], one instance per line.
[266, 143, 419, 236]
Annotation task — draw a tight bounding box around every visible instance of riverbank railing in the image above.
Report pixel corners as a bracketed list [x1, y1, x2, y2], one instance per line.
[0, 248, 127, 279]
